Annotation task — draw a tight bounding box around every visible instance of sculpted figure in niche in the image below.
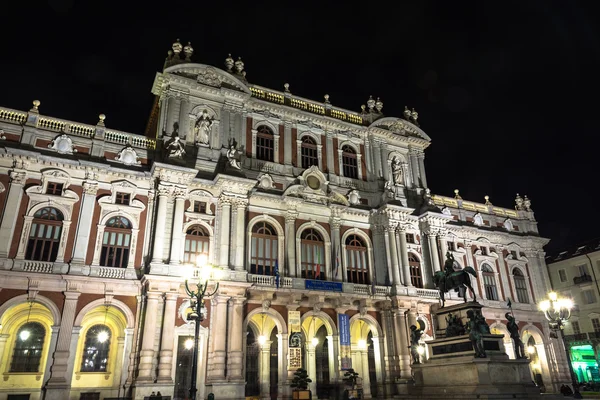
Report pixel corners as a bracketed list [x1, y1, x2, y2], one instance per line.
[194, 110, 212, 146]
[166, 133, 186, 158]
[227, 145, 242, 170]
[391, 156, 403, 185]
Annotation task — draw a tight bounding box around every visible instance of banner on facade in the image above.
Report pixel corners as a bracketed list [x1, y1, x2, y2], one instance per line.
[338, 313, 352, 370]
[288, 310, 302, 370]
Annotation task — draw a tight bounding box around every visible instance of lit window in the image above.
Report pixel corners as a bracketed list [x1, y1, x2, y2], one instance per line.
[256, 126, 274, 162]
[447, 241, 456, 252]
[184, 225, 210, 264]
[406, 233, 415, 244]
[301, 229, 325, 280]
[10, 322, 46, 372]
[345, 235, 369, 285]
[193, 201, 207, 214]
[250, 221, 278, 276]
[26, 207, 64, 262]
[341, 145, 358, 179]
[100, 217, 132, 268]
[80, 324, 111, 372]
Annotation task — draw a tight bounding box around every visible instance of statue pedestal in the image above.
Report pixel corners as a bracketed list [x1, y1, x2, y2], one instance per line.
[433, 301, 484, 338]
[409, 354, 539, 399]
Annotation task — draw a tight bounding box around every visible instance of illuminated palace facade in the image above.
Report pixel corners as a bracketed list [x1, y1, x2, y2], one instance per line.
[0, 41, 570, 400]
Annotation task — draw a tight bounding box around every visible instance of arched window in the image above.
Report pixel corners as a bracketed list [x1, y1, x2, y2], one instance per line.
[100, 216, 132, 268]
[341, 145, 358, 179]
[301, 136, 318, 169]
[301, 229, 325, 280]
[345, 235, 369, 284]
[80, 324, 111, 372]
[184, 225, 210, 263]
[10, 322, 46, 372]
[513, 269, 529, 303]
[256, 126, 274, 162]
[250, 221, 278, 275]
[481, 264, 498, 300]
[409, 253, 422, 288]
[26, 207, 64, 262]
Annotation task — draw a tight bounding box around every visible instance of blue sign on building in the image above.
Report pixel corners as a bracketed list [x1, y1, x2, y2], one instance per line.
[305, 279, 343, 292]
[338, 313, 351, 345]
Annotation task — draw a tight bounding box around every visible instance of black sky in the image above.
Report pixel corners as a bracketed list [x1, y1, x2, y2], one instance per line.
[1, 0, 599, 254]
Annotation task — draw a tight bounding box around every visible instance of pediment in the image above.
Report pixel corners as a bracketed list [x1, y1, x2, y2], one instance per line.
[369, 117, 431, 141]
[164, 63, 251, 94]
[283, 166, 330, 205]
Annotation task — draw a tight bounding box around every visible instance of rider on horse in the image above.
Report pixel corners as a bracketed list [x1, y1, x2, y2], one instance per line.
[443, 252, 456, 285]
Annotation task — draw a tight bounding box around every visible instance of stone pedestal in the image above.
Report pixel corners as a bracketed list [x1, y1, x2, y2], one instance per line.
[433, 301, 485, 338]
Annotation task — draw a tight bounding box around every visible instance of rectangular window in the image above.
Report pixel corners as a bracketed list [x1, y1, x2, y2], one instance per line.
[481, 247, 488, 256]
[8, 396, 31, 400]
[578, 264, 590, 276]
[583, 290, 597, 305]
[592, 318, 600, 332]
[571, 321, 581, 334]
[115, 192, 130, 205]
[447, 241, 456, 252]
[46, 182, 63, 195]
[559, 269, 567, 282]
[193, 201, 207, 214]
[511, 250, 518, 259]
[406, 233, 415, 244]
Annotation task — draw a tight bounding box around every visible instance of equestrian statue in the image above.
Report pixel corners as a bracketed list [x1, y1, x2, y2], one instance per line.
[433, 252, 478, 307]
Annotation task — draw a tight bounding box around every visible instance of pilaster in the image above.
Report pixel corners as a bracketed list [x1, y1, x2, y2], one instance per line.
[0, 170, 26, 258]
[169, 188, 187, 265]
[151, 185, 171, 263]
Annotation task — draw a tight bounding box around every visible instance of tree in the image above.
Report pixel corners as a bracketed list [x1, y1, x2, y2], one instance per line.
[290, 368, 312, 390]
[342, 369, 360, 389]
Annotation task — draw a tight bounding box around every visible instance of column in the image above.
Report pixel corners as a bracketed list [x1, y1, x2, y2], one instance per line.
[285, 211, 297, 277]
[126, 295, 143, 387]
[259, 341, 271, 400]
[372, 141, 382, 178]
[307, 344, 317, 394]
[427, 232, 441, 273]
[382, 228, 393, 286]
[283, 122, 292, 165]
[386, 227, 402, 288]
[234, 200, 247, 271]
[0, 171, 25, 257]
[394, 308, 411, 379]
[380, 306, 398, 383]
[169, 188, 186, 265]
[0, 334, 8, 369]
[360, 350, 371, 398]
[166, 95, 180, 135]
[464, 241, 481, 300]
[379, 144, 388, 182]
[398, 228, 412, 287]
[408, 148, 419, 187]
[417, 150, 428, 188]
[326, 131, 334, 175]
[330, 216, 342, 281]
[157, 293, 178, 382]
[364, 140, 372, 180]
[208, 296, 229, 379]
[137, 292, 160, 381]
[218, 196, 232, 269]
[496, 246, 511, 301]
[45, 291, 80, 399]
[142, 190, 155, 257]
[227, 297, 245, 379]
[71, 182, 98, 264]
[178, 97, 190, 140]
[439, 234, 448, 263]
[151, 185, 170, 263]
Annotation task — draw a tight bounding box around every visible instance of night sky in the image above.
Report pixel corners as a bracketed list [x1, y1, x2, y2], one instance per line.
[1, 1, 598, 254]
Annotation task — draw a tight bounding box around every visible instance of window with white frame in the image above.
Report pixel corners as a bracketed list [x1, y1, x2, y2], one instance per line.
[300, 228, 325, 280]
[250, 221, 278, 276]
[100, 216, 132, 268]
[583, 290, 597, 305]
[592, 318, 600, 332]
[256, 125, 274, 162]
[571, 320, 581, 334]
[513, 268, 529, 303]
[345, 234, 369, 285]
[577, 264, 590, 277]
[341, 145, 358, 179]
[26, 207, 64, 262]
[10, 322, 46, 372]
[301, 136, 318, 169]
[184, 225, 210, 264]
[481, 263, 498, 301]
[409, 253, 423, 288]
[559, 269, 567, 282]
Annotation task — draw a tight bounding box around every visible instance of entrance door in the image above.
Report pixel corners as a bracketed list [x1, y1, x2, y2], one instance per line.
[367, 332, 378, 397]
[315, 326, 330, 399]
[270, 329, 279, 400]
[174, 336, 193, 400]
[245, 328, 260, 397]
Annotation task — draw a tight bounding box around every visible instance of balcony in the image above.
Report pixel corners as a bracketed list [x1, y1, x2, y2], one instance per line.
[574, 274, 593, 284]
[564, 333, 589, 342]
[588, 331, 600, 340]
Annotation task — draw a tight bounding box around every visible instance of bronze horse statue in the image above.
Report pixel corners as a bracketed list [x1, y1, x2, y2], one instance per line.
[433, 253, 478, 307]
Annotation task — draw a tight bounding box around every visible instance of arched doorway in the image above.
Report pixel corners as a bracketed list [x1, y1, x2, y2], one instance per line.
[269, 328, 278, 400]
[245, 327, 260, 397]
[367, 331, 377, 396]
[349, 316, 384, 399]
[314, 325, 330, 399]
[526, 336, 545, 388]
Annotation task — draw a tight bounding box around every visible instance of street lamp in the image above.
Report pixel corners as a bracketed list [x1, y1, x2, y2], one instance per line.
[184, 254, 220, 400]
[539, 291, 577, 389]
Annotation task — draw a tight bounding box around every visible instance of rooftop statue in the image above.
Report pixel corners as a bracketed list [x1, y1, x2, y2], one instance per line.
[433, 252, 478, 307]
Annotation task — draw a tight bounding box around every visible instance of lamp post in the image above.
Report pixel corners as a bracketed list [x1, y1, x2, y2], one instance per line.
[184, 254, 220, 400]
[538, 291, 578, 390]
